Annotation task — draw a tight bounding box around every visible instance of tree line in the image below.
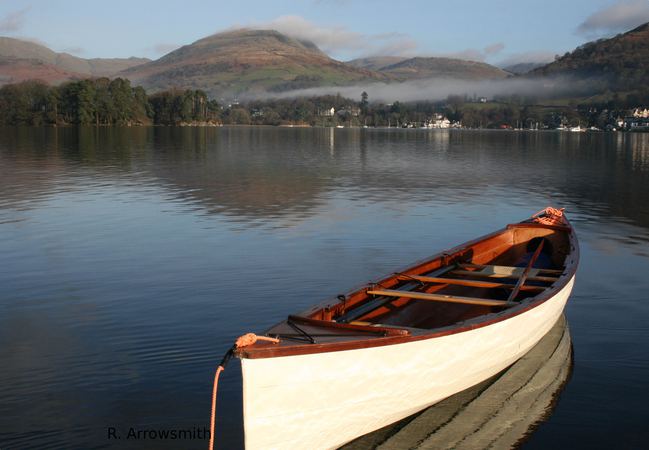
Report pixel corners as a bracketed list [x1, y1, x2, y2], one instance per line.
[0, 78, 646, 129]
[220, 92, 646, 129]
[0, 78, 220, 126]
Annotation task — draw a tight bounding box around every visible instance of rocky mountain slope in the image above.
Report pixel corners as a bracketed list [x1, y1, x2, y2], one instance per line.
[0, 37, 149, 84]
[348, 56, 509, 80]
[121, 29, 388, 97]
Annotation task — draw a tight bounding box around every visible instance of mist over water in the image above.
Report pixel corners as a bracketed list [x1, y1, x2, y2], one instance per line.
[0, 127, 647, 449]
[259, 74, 595, 103]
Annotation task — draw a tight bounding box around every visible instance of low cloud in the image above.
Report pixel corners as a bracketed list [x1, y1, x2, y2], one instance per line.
[577, 0, 649, 37]
[256, 74, 589, 104]
[262, 15, 366, 54]
[484, 42, 505, 56]
[226, 16, 508, 63]
[431, 42, 505, 62]
[0, 7, 30, 33]
[233, 15, 419, 59]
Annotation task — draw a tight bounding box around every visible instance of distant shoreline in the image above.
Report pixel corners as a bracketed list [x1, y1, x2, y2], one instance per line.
[2, 124, 644, 132]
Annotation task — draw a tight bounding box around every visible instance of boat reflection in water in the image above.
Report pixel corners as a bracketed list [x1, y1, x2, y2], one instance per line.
[341, 315, 572, 450]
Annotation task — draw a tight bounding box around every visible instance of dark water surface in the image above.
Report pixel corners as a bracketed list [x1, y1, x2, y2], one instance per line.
[0, 127, 648, 449]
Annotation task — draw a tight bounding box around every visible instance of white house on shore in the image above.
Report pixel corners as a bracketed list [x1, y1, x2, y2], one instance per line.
[319, 107, 335, 117]
[624, 109, 649, 130]
[632, 108, 649, 118]
[424, 113, 453, 129]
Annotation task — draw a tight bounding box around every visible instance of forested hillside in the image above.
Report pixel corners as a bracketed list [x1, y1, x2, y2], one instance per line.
[0, 79, 219, 126]
[531, 22, 649, 96]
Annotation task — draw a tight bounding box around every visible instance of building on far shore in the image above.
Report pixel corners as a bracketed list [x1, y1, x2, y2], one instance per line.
[336, 106, 360, 117]
[632, 108, 649, 118]
[319, 107, 335, 117]
[422, 113, 461, 129]
[624, 107, 649, 131]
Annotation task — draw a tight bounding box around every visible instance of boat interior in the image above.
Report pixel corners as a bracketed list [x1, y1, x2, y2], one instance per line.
[254, 221, 576, 353]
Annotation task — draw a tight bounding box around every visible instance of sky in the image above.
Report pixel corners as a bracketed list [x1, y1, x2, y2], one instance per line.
[1, 0, 649, 67]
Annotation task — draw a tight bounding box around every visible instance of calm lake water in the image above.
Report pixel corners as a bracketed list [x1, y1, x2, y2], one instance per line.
[1, 127, 648, 449]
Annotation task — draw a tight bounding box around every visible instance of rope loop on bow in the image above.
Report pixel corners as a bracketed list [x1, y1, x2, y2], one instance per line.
[209, 333, 280, 450]
[532, 207, 565, 226]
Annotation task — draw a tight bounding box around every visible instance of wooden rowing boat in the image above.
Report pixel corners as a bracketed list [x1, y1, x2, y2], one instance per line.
[219, 208, 578, 449]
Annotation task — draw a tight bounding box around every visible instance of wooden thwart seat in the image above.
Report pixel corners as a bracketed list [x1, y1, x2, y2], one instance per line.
[395, 274, 545, 292]
[458, 263, 563, 275]
[450, 268, 559, 283]
[366, 289, 508, 307]
[340, 260, 559, 324]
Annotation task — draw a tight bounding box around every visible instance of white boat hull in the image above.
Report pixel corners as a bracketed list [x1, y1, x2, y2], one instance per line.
[241, 276, 575, 449]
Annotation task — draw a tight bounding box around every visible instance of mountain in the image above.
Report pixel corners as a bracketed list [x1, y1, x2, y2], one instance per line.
[531, 22, 649, 92]
[380, 57, 510, 81]
[0, 31, 511, 98]
[0, 59, 80, 85]
[121, 29, 388, 97]
[349, 56, 509, 81]
[0, 37, 150, 84]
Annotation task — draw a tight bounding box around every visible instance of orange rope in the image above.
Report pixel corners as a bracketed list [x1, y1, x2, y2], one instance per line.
[532, 207, 565, 226]
[235, 332, 280, 348]
[208, 333, 280, 450]
[209, 366, 224, 450]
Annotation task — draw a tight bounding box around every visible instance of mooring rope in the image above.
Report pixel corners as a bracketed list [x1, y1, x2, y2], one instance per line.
[209, 333, 280, 450]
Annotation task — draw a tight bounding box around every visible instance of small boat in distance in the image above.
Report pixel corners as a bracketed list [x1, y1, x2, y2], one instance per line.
[210, 207, 578, 450]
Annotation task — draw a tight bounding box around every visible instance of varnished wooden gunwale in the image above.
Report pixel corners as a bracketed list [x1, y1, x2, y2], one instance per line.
[237, 218, 579, 360]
